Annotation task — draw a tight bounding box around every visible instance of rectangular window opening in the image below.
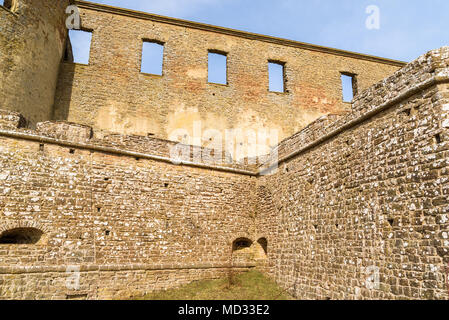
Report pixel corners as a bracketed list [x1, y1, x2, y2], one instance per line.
[67, 29, 92, 65]
[268, 61, 286, 93]
[341, 73, 357, 102]
[208, 51, 227, 85]
[141, 40, 164, 76]
[0, 0, 13, 10]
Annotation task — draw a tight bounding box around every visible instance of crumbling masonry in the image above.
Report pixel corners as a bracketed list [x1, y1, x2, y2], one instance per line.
[0, 0, 448, 299]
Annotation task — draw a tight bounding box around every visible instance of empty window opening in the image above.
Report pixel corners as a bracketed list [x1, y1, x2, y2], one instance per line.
[232, 238, 252, 251]
[0, 228, 43, 244]
[268, 61, 286, 93]
[0, 0, 14, 10]
[341, 73, 357, 102]
[208, 51, 227, 85]
[141, 40, 164, 75]
[67, 30, 93, 65]
[257, 238, 268, 255]
[434, 134, 442, 144]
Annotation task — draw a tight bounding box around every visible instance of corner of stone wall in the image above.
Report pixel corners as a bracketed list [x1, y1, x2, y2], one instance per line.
[0, 109, 28, 129]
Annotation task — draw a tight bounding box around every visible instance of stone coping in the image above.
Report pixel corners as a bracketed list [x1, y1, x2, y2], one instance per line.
[0, 262, 256, 274]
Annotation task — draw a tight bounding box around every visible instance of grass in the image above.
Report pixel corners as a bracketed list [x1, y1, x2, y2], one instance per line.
[136, 270, 293, 300]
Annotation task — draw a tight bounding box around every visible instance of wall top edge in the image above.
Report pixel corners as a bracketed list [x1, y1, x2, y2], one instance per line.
[74, 0, 407, 67]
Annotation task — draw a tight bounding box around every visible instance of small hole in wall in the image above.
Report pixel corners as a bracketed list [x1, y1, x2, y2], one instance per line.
[164, 183, 169, 188]
[104, 178, 109, 181]
[39, 144, 45, 152]
[313, 224, 318, 230]
[147, 133, 155, 137]
[69, 149, 75, 154]
[388, 219, 394, 227]
[284, 166, 289, 173]
[97, 207, 101, 213]
[325, 297, 331, 300]
[335, 224, 339, 229]
[402, 108, 412, 116]
[105, 230, 110, 236]
[135, 157, 140, 161]
[434, 134, 442, 144]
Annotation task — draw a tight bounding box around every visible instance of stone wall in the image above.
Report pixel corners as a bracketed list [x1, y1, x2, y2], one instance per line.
[0, 47, 447, 300]
[0, 0, 70, 125]
[0, 117, 259, 299]
[256, 47, 449, 300]
[53, 1, 403, 155]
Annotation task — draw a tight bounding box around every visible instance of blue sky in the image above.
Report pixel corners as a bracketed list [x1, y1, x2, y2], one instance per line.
[88, 0, 449, 62]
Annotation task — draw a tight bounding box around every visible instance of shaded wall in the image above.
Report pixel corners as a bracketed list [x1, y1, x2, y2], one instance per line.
[0, 0, 70, 125]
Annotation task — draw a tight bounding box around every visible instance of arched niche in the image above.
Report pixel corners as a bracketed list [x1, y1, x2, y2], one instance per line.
[232, 238, 253, 252]
[0, 228, 44, 244]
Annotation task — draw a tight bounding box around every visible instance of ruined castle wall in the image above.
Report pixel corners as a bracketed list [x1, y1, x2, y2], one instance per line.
[256, 48, 449, 300]
[0, 119, 257, 299]
[0, 0, 70, 125]
[53, 1, 402, 152]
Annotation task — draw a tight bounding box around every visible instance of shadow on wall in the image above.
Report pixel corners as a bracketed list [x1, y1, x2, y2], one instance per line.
[52, 37, 76, 121]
